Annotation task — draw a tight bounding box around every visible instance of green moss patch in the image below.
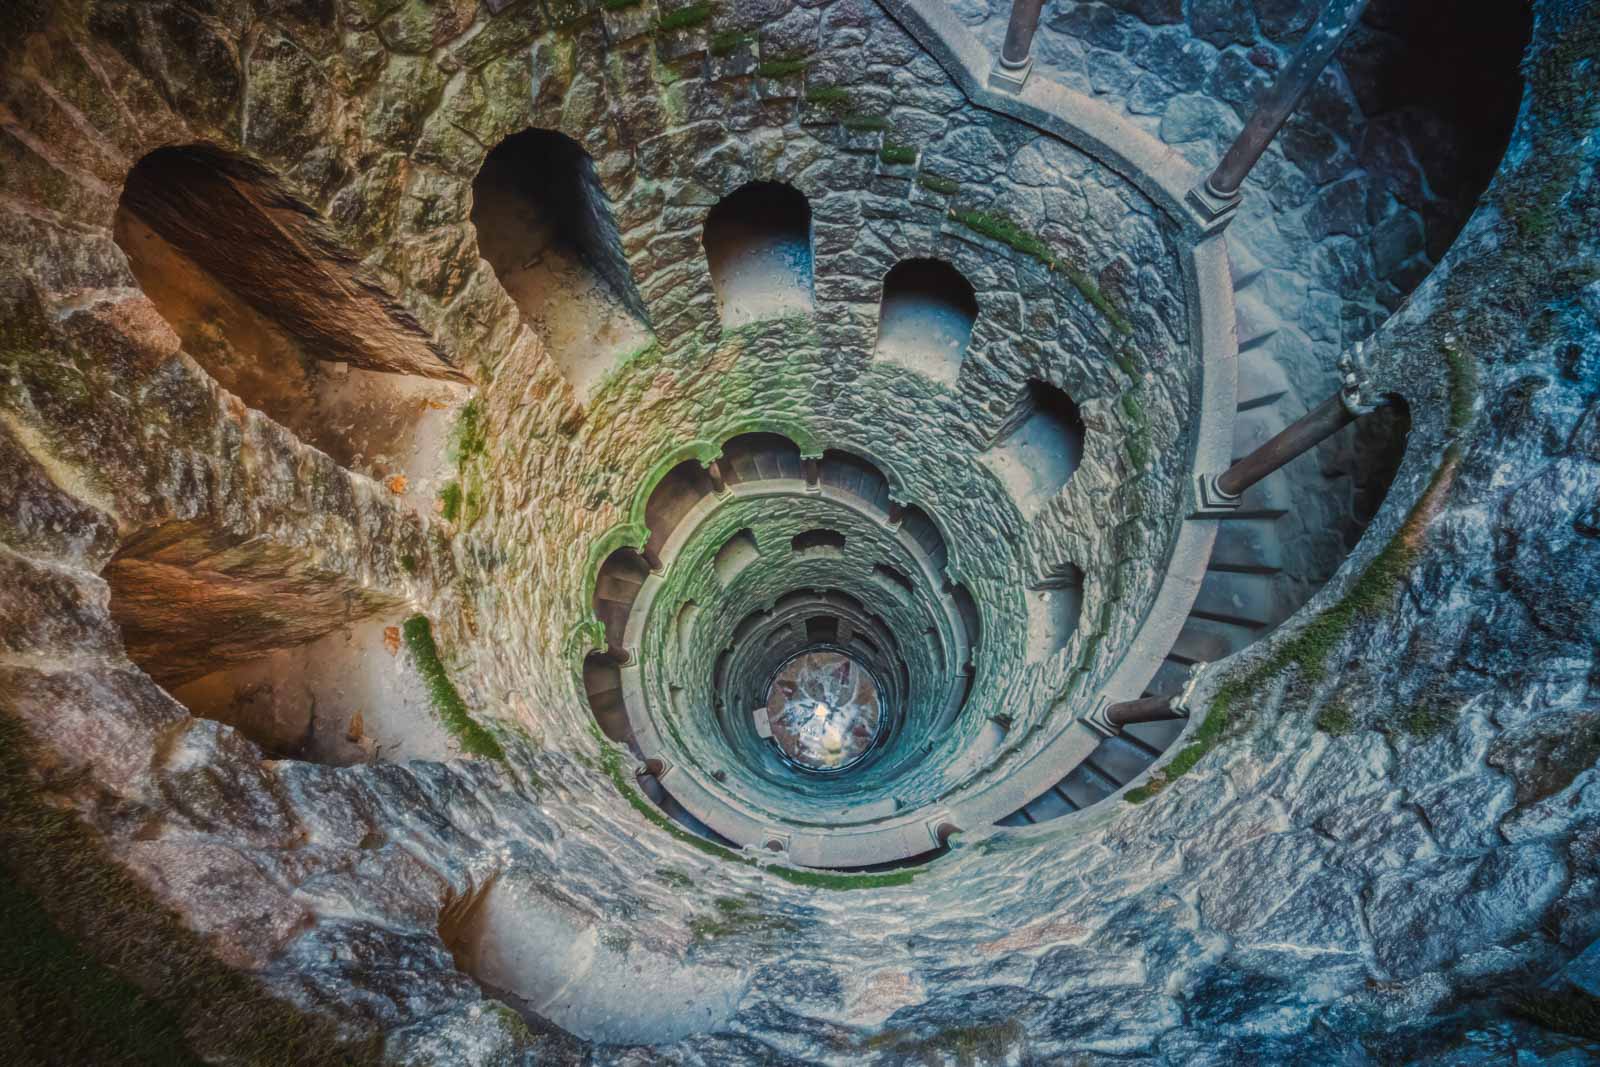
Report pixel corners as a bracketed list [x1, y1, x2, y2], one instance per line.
[803, 85, 851, 109]
[448, 398, 487, 463]
[656, 2, 714, 31]
[861, 1020, 1025, 1065]
[0, 715, 383, 1065]
[601, 0, 643, 10]
[687, 894, 801, 943]
[1315, 702, 1356, 737]
[948, 209, 1131, 334]
[1127, 343, 1479, 803]
[755, 55, 810, 76]
[879, 143, 917, 166]
[916, 173, 960, 195]
[840, 113, 890, 131]
[402, 615, 505, 760]
[708, 29, 754, 54]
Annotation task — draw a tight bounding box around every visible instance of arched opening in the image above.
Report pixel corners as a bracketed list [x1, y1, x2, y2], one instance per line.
[113, 143, 467, 490]
[981, 380, 1086, 513]
[472, 128, 649, 403]
[583, 650, 632, 744]
[874, 258, 978, 385]
[594, 547, 651, 659]
[718, 432, 804, 485]
[873, 563, 916, 600]
[712, 529, 760, 587]
[818, 449, 894, 513]
[643, 460, 717, 564]
[702, 181, 814, 326]
[1025, 564, 1085, 663]
[792, 529, 846, 554]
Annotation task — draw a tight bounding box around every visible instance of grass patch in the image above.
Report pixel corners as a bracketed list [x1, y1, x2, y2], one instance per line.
[402, 615, 505, 760]
[1400, 703, 1455, 738]
[708, 28, 754, 54]
[1127, 342, 1479, 803]
[590, 725, 915, 890]
[448, 398, 487, 463]
[438, 481, 462, 522]
[1316, 702, 1355, 737]
[879, 142, 917, 165]
[803, 85, 851, 109]
[949, 209, 1131, 333]
[916, 173, 960, 195]
[0, 715, 384, 1065]
[755, 55, 810, 77]
[656, 2, 713, 30]
[840, 113, 890, 131]
[861, 1020, 1025, 1065]
[687, 894, 801, 943]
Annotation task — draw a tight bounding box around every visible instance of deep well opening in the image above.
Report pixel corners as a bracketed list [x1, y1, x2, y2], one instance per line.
[113, 144, 467, 501]
[471, 127, 650, 402]
[5, 0, 1583, 1058]
[702, 181, 814, 326]
[875, 258, 979, 384]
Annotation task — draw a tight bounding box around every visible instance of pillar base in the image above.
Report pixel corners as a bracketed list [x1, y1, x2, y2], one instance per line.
[1184, 180, 1241, 236]
[1189, 472, 1243, 517]
[988, 56, 1033, 93]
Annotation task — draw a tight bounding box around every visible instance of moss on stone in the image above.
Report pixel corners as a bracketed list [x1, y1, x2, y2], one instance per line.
[402, 615, 506, 760]
[1400, 703, 1455, 738]
[948, 208, 1132, 334]
[0, 715, 383, 1065]
[879, 142, 917, 166]
[438, 480, 462, 522]
[655, 866, 695, 889]
[916, 173, 960, 195]
[1316, 702, 1356, 736]
[708, 28, 755, 54]
[449, 398, 487, 463]
[600, 0, 643, 9]
[754, 55, 810, 76]
[1126, 339, 1480, 803]
[656, 2, 714, 31]
[840, 113, 890, 131]
[861, 1019, 1025, 1065]
[399, 553, 418, 575]
[687, 894, 800, 943]
[803, 85, 851, 109]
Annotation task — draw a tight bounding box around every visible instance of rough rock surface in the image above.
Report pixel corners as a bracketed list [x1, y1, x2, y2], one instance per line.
[0, 0, 1595, 1064]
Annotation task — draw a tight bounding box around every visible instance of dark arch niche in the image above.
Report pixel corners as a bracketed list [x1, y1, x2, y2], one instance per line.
[982, 379, 1086, 514]
[702, 181, 814, 326]
[113, 144, 468, 477]
[472, 128, 649, 403]
[875, 258, 978, 385]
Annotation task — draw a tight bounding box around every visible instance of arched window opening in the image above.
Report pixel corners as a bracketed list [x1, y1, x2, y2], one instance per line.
[874, 258, 978, 385]
[472, 128, 649, 403]
[702, 181, 814, 326]
[819, 449, 893, 513]
[712, 529, 760, 587]
[593, 546, 651, 658]
[873, 563, 916, 600]
[897, 504, 949, 576]
[114, 144, 467, 489]
[982, 380, 1086, 514]
[643, 460, 716, 563]
[583, 651, 632, 744]
[792, 529, 846, 555]
[719, 432, 804, 485]
[1025, 564, 1084, 663]
[158, 613, 456, 765]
